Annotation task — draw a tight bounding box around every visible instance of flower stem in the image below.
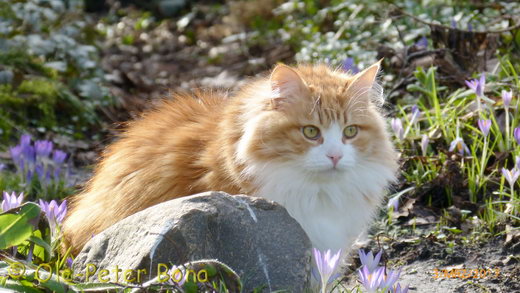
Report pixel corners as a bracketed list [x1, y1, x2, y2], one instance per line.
[505, 108, 510, 150]
[321, 281, 327, 293]
[479, 137, 488, 191]
[510, 186, 515, 214]
[403, 124, 411, 139]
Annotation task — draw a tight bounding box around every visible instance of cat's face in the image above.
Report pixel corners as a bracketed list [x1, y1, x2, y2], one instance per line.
[237, 62, 396, 180]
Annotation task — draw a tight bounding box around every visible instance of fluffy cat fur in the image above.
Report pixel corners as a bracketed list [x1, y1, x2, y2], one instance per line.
[62, 62, 398, 255]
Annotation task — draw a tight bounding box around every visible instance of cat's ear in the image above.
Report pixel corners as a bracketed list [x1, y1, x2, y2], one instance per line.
[269, 64, 307, 109]
[345, 60, 381, 101]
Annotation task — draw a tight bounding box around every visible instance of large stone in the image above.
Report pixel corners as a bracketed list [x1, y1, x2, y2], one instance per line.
[72, 191, 311, 292]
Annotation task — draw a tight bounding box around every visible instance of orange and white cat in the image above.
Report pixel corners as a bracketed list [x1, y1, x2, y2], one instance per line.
[62, 61, 398, 256]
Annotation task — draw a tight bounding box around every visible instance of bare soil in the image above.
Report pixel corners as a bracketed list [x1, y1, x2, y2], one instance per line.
[340, 231, 519, 292]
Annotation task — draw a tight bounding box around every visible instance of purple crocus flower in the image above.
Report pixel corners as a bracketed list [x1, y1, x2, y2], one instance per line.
[478, 119, 491, 136]
[449, 137, 470, 155]
[394, 283, 409, 293]
[38, 199, 67, 231]
[391, 118, 404, 140]
[415, 36, 428, 49]
[52, 150, 67, 164]
[66, 257, 73, 268]
[35, 163, 45, 179]
[410, 105, 421, 124]
[359, 266, 385, 292]
[359, 249, 383, 273]
[516, 156, 520, 170]
[388, 194, 400, 211]
[8, 134, 71, 187]
[450, 19, 457, 28]
[380, 269, 401, 290]
[35, 163, 52, 184]
[358, 249, 408, 293]
[501, 168, 520, 188]
[342, 58, 360, 74]
[22, 144, 35, 163]
[26, 170, 34, 183]
[313, 248, 342, 289]
[515, 127, 520, 145]
[421, 134, 429, 156]
[167, 265, 187, 286]
[35, 140, 53, 158]
[9, 145, 22, 159]
[52, 150, 68, 179]
[465, 74, 485, 97]
[20, 134, 31, 147]
[9, 145, 24, 171]
[0, 163, 5, 172]
[502, 90, 513, 109]
[1, 191, 24, 212]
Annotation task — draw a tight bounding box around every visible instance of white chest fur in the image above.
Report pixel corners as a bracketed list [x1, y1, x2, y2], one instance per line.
[249, 159, 395, 252]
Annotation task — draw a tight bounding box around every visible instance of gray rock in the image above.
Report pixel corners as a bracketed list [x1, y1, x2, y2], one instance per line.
[72, 191, 311, 292]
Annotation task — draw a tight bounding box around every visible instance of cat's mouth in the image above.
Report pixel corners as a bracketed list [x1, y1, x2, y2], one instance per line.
[322, 166, 345, 173]
[307, 163, 348, 174]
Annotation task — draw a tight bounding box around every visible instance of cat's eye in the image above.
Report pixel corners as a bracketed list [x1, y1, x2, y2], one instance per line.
[302, 125, 321, 140]
[343, 125, 358, 138]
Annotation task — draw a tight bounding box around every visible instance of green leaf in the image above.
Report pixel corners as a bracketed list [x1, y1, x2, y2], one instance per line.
[406, 84, 431, 96]
[0, 214, 31, 249]
[183, 281, 198, 293]
[515, 30, 520, 48]
[14, 268, 69, 293]
[443, 227, 463, 234]
[37, 275, 69, 293]
[28, 234, 52, 258]
[0, 203, 41, 249]
[1, 279, 41, 293]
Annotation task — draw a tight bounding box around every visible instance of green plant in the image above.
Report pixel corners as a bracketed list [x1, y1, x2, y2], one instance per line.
[0, 0, 113, 143]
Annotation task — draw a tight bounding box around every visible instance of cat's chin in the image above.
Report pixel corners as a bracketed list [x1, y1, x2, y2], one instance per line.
[309, 167, 348, 181]
[313, 164, 351, 172]
[321, 167, 345, 174]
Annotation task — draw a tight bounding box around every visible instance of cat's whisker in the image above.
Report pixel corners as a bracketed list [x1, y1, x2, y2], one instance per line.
[309, 94, 322, 116]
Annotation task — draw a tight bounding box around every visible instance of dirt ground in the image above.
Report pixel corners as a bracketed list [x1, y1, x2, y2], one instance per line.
[341, 231, 519, 292]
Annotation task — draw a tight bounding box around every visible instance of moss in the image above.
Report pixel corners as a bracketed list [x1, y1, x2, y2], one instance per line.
[18, 79, 59, 124]
[18, 79, 59, 101]
[0, 77, 62, 135]
[0, 0, 114, 144]
[0, 51, 56, 78]
[0, 109, 19, 141]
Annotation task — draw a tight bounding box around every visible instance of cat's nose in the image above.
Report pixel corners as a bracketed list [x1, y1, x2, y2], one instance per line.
[327, 154, 343, 167]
